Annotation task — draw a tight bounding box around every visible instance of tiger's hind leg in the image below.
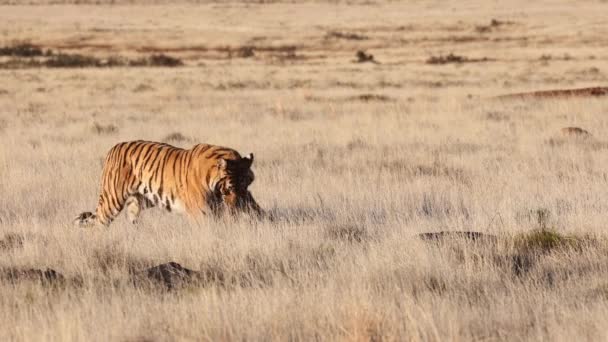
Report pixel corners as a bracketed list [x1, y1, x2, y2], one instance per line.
[125, 194, 154, 224]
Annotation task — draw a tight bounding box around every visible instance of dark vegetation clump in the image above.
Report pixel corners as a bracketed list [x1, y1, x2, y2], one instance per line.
[354, 50, 378, 64]
[426, 53, 467, 64]
[0, 267, 66, 287]
[234, 46, 255, 58]
[130, 54, 184, 67]
[90, 246, 150, 275]
[0, 43, 183, 69]
[475, 18, 513, 33]
[325, 31, 368, 40]
[0, 43, 44, 57]
[418, 204, 603, 280]
[326, 224, 370, 243]
[418, 231, 497, 243]
[514, 230, 589, 253]
[348, 94, 393, 102]
[92, 122, 118, 135]
[0, 233, 24, 251]
[133, 262, 202, 290]
[426, 53, 492, 65]
[45, 53, 103, 68]
[162, 132, 190, 143]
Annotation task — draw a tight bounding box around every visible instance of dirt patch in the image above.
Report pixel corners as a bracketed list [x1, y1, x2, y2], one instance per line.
[495, 87, 608, 99]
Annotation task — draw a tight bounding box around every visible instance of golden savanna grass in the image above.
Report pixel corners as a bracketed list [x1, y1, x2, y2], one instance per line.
[2, 1, 608, 341]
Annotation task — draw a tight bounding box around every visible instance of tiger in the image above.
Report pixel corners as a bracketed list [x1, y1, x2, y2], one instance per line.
[74, 140, 263, 227]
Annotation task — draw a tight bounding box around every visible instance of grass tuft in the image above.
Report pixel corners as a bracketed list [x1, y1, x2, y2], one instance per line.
[326, 224, 369, 243]
[162, 132, 190, 143]
[514, 229, 592, 253]
[92, 122, 118, 135]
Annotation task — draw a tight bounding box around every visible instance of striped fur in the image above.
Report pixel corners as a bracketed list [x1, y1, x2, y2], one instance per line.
[74, 140, 262, 227]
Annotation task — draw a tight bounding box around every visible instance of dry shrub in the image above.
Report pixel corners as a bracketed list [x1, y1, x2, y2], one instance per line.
[485, 111, 509, 121]
[131, 54, 183, 67]
[0, 43, 44, 57]
[266, 205, 336, 224]
[0, 46, 183, 69]
[419, 229, 604, 280]
[0, 233, 24, 251]
[162, 132, 190, 143]
[133, 83, 155, 92]
[427, 53, 467, 64]
[0, 267, 66, 287]
[90, 246, 151, 275]
[239, 252, 277, 287]
[496, 86, 608, 100]
[419, 192, 470, 219]
[92, 122, 118, 135]
[354, 50, 378, 63]
[45, 53, 102, 68]
[326, 224, 370, 243]
[347, 94, 394, 102]
[426, 53, 491, 64]
[418, 231, 496, 242]
[514, 230, 595, 254]
[234, 46, 255, 58]
[132, 262, 222, 290]
[413, 163, 469, 184]
[475, 18, 514, 33]
[325, 31, 368, 40]
[237, 243, 336, 288]
[346, 138, 368, 150]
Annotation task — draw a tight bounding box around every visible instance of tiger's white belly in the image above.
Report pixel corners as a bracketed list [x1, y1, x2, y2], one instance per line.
[138, 184, 186, 213]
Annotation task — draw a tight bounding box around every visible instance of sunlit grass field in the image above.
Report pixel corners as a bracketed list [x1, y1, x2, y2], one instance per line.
[1, 1, 608, 340]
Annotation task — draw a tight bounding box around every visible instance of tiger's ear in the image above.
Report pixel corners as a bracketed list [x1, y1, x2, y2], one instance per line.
[217, 158, 228, 169]
[243, 153, 254, 167]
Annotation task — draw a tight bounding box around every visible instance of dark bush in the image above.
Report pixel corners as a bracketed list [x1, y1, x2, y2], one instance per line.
[0, 43, 44, 57]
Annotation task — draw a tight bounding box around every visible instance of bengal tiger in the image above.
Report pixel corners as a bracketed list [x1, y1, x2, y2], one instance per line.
[74, 140, 263, 227]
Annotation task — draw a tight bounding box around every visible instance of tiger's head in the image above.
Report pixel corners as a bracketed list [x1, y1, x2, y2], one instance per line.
[215, 153, 256, 214]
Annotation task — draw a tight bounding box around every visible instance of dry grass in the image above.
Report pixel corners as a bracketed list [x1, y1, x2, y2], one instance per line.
[2, 0, 608, 341]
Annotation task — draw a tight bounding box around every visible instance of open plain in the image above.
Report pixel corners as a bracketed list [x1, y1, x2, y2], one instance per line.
[1, 1, 608, 341]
